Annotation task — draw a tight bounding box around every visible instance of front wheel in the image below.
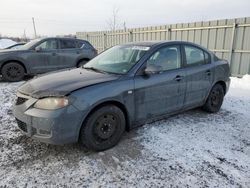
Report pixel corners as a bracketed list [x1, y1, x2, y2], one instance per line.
[1, 62, 25, 82]
[202, 84, 224, 113]
[80, 105, 126, 151]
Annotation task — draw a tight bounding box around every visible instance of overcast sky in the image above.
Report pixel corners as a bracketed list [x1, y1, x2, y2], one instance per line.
[0, 0, 249, 38]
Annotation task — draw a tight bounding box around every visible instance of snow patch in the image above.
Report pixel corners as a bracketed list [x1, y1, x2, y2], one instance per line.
[0, 75, 250, 187]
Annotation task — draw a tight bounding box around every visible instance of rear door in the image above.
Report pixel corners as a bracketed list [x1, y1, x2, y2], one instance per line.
[182, 45, 213, 107]
[56, 39, 79, 69]
[134, 45, 187, 123]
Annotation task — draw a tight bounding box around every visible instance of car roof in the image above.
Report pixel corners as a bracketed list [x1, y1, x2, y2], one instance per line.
[37, 37, 87, 42]
[122, 41, 163, 46]
[124, 40, 198, 46]
[123, 40, 210, 52]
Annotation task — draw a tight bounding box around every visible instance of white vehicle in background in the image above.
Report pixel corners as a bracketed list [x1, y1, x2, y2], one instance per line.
[0, 39, 17, 49]
[4, 42, 26, 50]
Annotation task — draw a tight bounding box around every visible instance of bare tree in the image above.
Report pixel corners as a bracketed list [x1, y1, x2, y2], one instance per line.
[107, 6, 121, 31]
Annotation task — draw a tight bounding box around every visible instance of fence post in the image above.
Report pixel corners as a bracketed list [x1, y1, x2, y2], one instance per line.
[129, 31, 133, 42]
[103, 33, 107, 51]
[86, 34, 89, 42]
[167, 27, 171, 40]
[228, 23, 237, 74]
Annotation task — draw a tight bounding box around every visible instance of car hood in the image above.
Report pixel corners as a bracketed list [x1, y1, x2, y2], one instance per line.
[18, 68, 120, 98]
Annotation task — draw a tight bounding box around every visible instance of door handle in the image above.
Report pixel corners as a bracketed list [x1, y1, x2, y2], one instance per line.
[76, 51, 80, 54]
[205, 70, 211, 76]
[52, 52, 57, 56]
[174, 75, 184, 82]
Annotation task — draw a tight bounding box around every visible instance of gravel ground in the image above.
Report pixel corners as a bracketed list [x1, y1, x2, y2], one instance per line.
[0, 76, 250, 187]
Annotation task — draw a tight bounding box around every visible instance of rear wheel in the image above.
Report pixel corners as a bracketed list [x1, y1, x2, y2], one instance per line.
[1, 62, 25, 82]
[80, 105, 125, 151]
[202, 84, 224, 113]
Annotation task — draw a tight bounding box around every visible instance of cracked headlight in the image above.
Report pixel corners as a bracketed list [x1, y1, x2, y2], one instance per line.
[34, 97, 69, 110]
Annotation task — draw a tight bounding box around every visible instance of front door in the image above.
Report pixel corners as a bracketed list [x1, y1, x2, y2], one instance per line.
[134, 45, 186, 123]
[27, 39, 60, 73]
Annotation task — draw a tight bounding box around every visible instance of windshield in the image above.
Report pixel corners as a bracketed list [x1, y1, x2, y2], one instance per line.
[19, 39, 42, 50]
[83, 45, 150, 74]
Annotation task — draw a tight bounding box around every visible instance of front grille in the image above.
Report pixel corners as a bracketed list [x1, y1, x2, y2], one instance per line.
[16, 97, 28, 105]
[16, 118, 27, 132]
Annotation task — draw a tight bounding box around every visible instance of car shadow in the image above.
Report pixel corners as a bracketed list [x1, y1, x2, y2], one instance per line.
[2, 128, 143, 171]
[0, 108, 232, 170]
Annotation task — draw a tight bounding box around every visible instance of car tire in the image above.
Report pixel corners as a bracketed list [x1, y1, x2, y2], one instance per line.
[202, 84, 224, 113]
[1, 62, 25, 82]
[80, 105, 126, 151]
[77, 60, 88, 68]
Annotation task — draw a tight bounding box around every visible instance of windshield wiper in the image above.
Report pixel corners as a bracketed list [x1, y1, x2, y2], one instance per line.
[83, 67, 107, 74]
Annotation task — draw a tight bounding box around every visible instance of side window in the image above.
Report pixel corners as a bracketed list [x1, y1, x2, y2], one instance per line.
[36, 39, 58, 50]
[77, 41, 92, 49]
[60, 39, 77, 49]
[77, 41, 85, 48]
[184, 46, 206, 66]
[147, 45, 181, 71]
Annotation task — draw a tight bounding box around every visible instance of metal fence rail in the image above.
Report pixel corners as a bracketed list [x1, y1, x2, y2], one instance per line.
[77, 17, 250, 76]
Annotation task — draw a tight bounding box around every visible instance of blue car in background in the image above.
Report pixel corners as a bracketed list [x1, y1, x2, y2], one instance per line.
[0, 37, 97, 81]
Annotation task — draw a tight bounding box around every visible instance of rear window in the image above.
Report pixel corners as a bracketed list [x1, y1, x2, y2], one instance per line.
[213, 54, 220, 61]
[184, 46, 204, 65]
[60, 39, 77, 49]
[184, 45, 211, 66]
[77, 41, 93, 49]
[77, 41, 85, 48]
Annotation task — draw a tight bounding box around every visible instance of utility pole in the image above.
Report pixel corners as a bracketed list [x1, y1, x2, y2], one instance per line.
[23, 29, 27, 41]
[123, 22, 126, 31]
[32, 17, 37, 38]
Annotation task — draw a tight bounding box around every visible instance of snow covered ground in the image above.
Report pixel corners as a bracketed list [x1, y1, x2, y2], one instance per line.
[0, 76, 250, 187]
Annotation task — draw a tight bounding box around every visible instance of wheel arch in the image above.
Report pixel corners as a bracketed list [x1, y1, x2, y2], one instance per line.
[78, 100, 130, 141]
[213, 80, 226, 95]
[204, 80, 227, 104]
[0, 60, 27, 73]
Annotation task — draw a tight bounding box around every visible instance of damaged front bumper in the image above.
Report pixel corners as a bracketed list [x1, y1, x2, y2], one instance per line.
[13, 92, 85, 145]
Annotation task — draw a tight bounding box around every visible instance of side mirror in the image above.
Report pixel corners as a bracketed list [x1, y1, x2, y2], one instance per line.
[35, 46, 42, 52]
[144, 64, 163, 75]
